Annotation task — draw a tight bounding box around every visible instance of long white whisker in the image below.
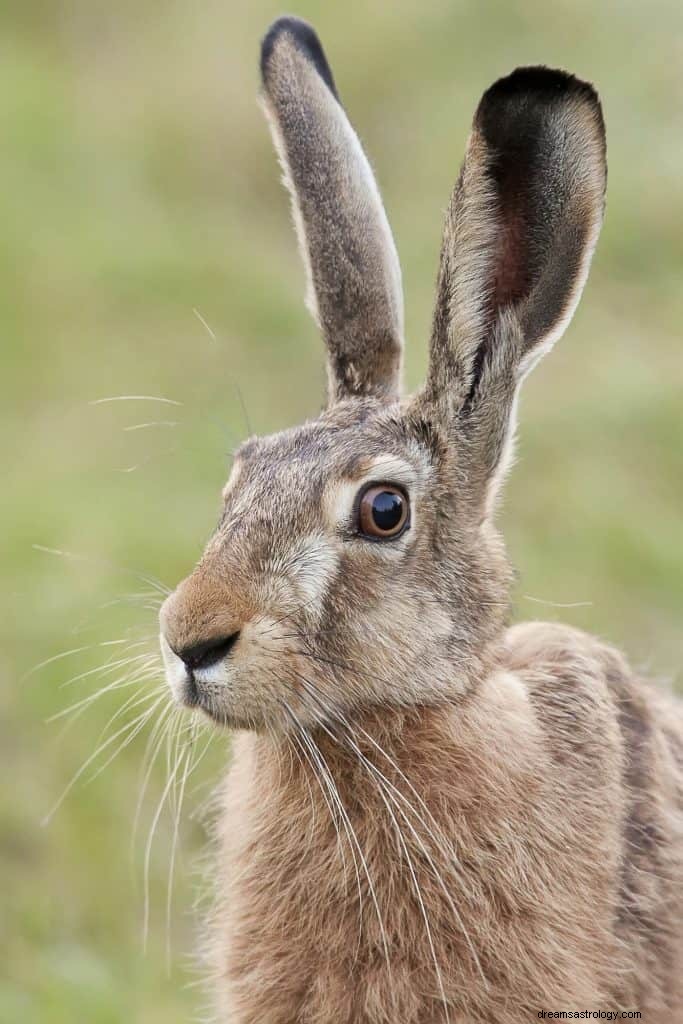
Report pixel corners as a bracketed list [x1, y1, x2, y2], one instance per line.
[299, 724, 392, 980]
[355, 723, 471, 874]
[49, 661, 159, 723]
[87, 693, 166, 784]
[43, 701, 160, 825]
[166, 720, 196, 972]
[116, 446, 178, 475]
[192, 307, 218, 342]
[56, 651, 154, 691]
[343, 728, 485, 987]
[290, 726, 363, 961]
[282, 729, 318, 864]
[89, 395, 182, 407]
[349, 739, 451, 1021]
[32, 544, 171, 596]
[143, 708, 184, 950]
[523, 593, 593, 609]
[288, 726, 347, 882]
[132, 700, 177, 858]
[23, 645, 96, 680]
[123, 420, 179, 432]
[295, 673, 485, 989]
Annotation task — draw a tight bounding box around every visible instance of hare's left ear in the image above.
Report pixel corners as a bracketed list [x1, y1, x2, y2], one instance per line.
[418, 68, 606, 501]
[260, 18, 404, 404]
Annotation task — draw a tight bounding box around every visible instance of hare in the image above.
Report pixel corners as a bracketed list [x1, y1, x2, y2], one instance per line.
[159, 16, 683, 1024]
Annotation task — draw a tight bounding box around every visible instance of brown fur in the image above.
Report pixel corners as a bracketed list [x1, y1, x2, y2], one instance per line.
[211, 627, 683, 1022]
[158, 18, 683, 1023]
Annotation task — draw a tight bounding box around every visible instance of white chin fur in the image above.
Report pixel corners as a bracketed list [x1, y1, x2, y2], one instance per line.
[159, 631, 234, 705]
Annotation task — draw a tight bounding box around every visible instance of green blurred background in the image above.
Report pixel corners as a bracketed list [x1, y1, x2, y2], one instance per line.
[2, 1, 681, 1020]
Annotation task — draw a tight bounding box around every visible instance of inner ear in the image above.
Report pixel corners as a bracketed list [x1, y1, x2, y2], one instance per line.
[483, 109, 566, 332]
[474, 68, 605, 361]
[490, 158, 533, 314]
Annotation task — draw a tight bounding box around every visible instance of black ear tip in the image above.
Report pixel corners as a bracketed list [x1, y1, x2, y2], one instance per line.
[481, 65, 602, 115]
[260, 16, 339, 99]
[476, 65, 605, 153]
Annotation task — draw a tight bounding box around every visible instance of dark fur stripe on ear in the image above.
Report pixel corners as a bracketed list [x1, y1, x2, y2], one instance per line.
[261, 16, 339, 100]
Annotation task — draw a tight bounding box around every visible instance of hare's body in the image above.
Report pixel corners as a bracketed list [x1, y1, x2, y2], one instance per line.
[213, 626, 683, 1023]
[158, 16, 683, 1023]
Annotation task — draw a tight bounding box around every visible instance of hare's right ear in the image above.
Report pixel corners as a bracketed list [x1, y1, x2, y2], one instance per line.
[418, 68, 606, 500]
[260, 18, 404, 404]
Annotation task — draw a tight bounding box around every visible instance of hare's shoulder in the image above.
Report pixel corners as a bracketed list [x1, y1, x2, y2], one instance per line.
[503, 620, 683, 778]
[504, 622, 683, 999]
[504, 619, 625, 673]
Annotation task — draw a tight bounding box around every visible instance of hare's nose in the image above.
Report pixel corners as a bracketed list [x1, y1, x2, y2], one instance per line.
[174, 632, 240, 671]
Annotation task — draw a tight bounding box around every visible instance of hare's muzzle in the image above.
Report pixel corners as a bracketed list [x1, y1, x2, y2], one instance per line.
[158, 577, 245, 716]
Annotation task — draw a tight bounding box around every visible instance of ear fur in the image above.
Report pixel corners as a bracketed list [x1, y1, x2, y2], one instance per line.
[260, 17, 404, 404]
[418, 66, 607, 507]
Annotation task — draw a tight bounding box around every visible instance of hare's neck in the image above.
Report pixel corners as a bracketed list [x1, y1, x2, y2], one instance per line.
[239, 703, 481, 842]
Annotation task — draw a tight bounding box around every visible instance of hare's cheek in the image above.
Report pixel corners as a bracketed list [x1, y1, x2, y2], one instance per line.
[286, 535, 339, 613]
[257, 534, 340, 621]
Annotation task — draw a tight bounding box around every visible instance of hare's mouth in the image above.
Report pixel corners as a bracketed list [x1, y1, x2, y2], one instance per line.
[186, 677, 231, 723]
[160, 633, 232, 717]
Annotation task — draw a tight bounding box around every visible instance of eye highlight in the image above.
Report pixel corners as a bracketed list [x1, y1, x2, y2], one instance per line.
[357, 484, 409, 540]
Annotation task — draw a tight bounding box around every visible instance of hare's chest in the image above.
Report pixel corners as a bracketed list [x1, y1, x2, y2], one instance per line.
[214, 745, 495, 1023]
[214, 749, 451, 1022]
[212, 731, 616, 1024]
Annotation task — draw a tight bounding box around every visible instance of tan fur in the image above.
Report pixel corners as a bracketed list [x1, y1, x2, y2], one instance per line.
[158, 18, 683, 1023]
[208, 628, 683, 1023]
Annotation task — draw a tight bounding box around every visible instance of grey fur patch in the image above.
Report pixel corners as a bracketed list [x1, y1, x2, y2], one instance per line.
[260, 18, 404, 404]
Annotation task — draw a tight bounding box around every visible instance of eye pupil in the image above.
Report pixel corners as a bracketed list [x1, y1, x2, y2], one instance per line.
[371, 491, 404, 531]
[357, 484, 409, 539]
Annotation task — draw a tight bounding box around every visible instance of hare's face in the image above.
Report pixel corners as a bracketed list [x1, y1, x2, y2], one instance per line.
[159, 19, 605, 731]
[160, 401, 507, 731]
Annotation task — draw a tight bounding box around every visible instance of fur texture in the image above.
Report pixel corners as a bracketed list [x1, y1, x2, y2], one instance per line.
[158, 17, 683, 1023]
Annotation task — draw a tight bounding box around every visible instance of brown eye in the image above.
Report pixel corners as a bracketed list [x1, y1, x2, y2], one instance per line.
[357, 485, 409, 540]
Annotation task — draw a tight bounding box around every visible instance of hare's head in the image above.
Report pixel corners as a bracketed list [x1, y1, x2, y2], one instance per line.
[160, 18, 606, 731]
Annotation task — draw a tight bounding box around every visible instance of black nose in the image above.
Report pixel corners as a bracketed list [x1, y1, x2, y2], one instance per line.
[175, 632, 240, 671]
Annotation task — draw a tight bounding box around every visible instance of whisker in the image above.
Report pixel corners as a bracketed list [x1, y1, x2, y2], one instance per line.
[24, 645, 98, 680]
[32, 544, 171, 596]
[58, 650, 158, 690]
[143, 707, 185, 950]
[342, 726, 485, 988]
[233, 381, 253, 437]
[55, 654, 142, 692]
[279, 722, 318, 862]
[295, 718, 392, 981]
[192, 307, 218, 342]
[166, 720, 197, 973]
[123, 421, 179, 432]
[349, 738, 451, 1021]
[89, 395, 182, 407]
[293, 672, 485, 987]
[288, 723, 348, 882]
[522, 593, 593, 609]
[43, 700, 161, 825]
[51, 666, 159, 727]
[289, 724, 363, 961]
[131, 700, 177, 858]
[87, 692, 166, 784]
[116, 446, 178, 474]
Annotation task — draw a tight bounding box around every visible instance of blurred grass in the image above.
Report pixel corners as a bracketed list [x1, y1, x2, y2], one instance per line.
[1, 1, 681, 1020]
